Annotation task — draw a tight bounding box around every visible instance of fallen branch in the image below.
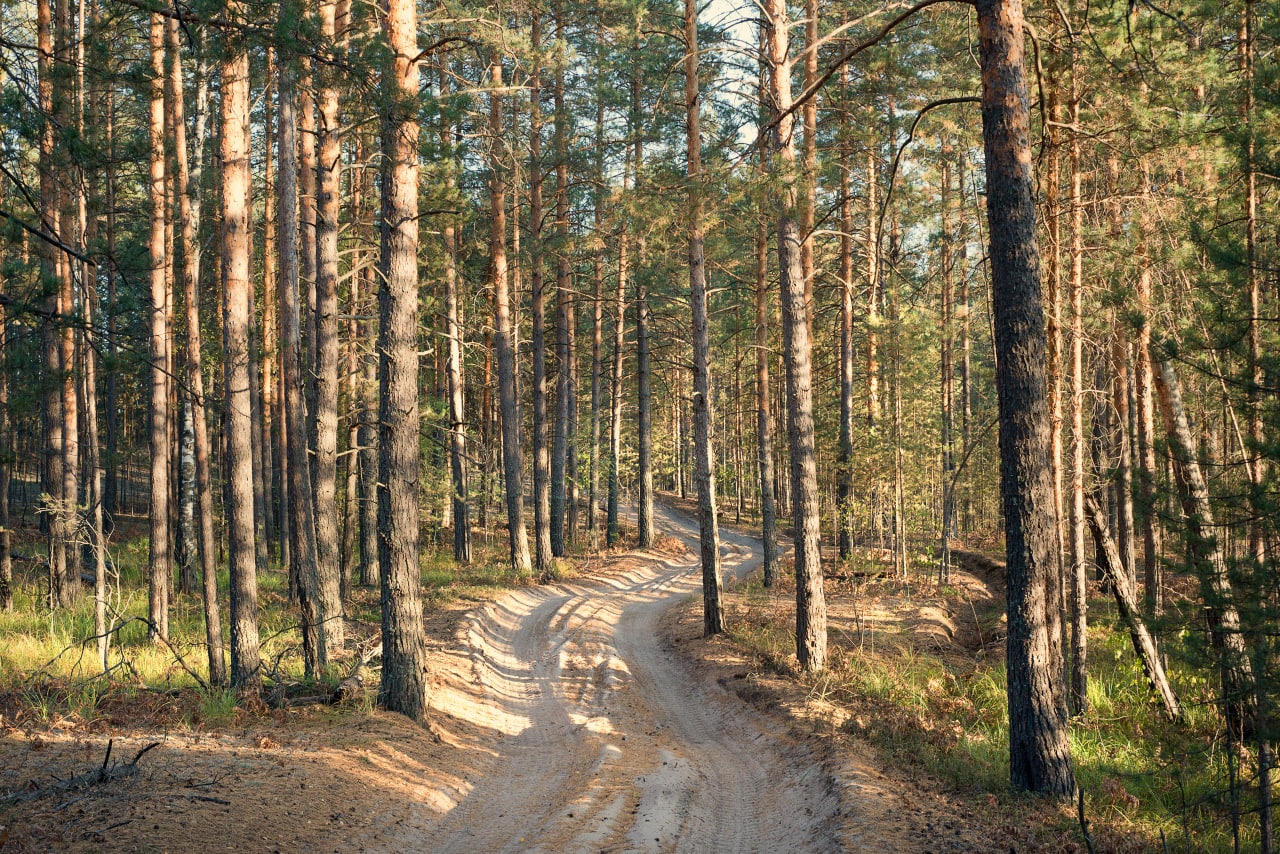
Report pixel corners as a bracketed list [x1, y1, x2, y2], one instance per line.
[333, 636, 383, 704]
[0, 738, 162, 806]
[1085, 496, 1182, 721]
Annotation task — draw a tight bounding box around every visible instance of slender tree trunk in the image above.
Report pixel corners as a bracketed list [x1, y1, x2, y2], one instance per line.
[529, 19, 554, 578]
[1112, 324, 1135, 587]
[588, 99, 604, 533]
[836, 67, 855, 561]
[147, 13, 170, 637]
[1133, 175, 1161, 616]
[354, 131, 378, 587]
[377, 0, 429, 721]
[686, 0, 724, 635]
[37, 0, 64, 603]
[765, 0, 825, 670]
[635, 262, 654, 549]
[551, 10, 574, 555]
[977, 0, 1074, 796]
[442, 75, 470, 565]
[755, 210, 778, 588]
[1, 295, 12, 612]
[1154, 358, 1255, 735]
[939, 145, 955, 583]
[222, 9, 261, 691]
[278, 53, 326, 677]
[1084, 496, 1181, 719]
[313, 0, 345, 653]
[865, 149, 880, 431]
[607, 155, 628, 547]
[490, 62, 533, 577]
[1067, 83, 1086, 715]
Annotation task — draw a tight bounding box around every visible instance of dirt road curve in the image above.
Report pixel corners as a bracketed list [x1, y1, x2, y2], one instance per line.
[380, 503, 842, 853]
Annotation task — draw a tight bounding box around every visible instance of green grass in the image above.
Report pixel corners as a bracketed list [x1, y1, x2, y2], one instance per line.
[726, 575, 1261, 852]
[0, 520, 534, 729]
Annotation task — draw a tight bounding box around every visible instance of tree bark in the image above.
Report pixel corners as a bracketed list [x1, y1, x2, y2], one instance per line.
[765, 0, 825, 670]
[313, 0, 346, 652]
[377, 0, 430, 721]
[1085, 496, 1182, 720]
[490, 62, 533, 577]
[529, 17, 554, 578]
[1153, 357, 1254, 735]
[1067, 82, 1086, 715]
[836, 66, 855, 561]
[278, 52, 326, 677]
[976, 0, 1074, 796]
[147, 12, 169, 637]
[687, 0, 724, 636]
[588, 97, 604, 534]
[222, 9, 261, 691]
[551, 10, 576, 555]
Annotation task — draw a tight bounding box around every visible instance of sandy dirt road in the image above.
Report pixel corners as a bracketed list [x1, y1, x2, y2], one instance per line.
[380, 503, 842, 853]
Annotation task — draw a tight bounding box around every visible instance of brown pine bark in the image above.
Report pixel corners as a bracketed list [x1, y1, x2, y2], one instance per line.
[529, 17, 554, 578]
[490, 62, 533, 577]
[551, 9, 576, 554]
[836, 66, 854, 561]
[756, 211, 778, 588]
[441, 74, 470, 565]
[764, 0, 825, 670]
[687, 0, 724, 635]
[171, 21, 224, 685]
[37, 0, 65, 605]
[222, 7, 261, 691]
[607, 154, 628, 547]
[278, 53, 326, 677]
[377, 0, 429, 721]
[147, 13, 170, 638]
[977, 0, 1074, 796]
[1154, 357, 1254, 735]
[0, 292, 11, 613]
[1085, 496, 1182, 720]
[587, 98, 604, 534]
[1067, 83, 1087, 715]
[313, 0, 345, 653]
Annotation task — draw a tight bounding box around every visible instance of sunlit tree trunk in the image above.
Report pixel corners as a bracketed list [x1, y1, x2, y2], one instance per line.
[313, 0, 345, 652]
[490, 62, 533, 577]
[278, 50, 325, 677]
[171, 24, 224, 685]
[588, 98, 604, 533]
[1067, 81, 1087, 716]
[686, 0, 724, 635]
[551, 8, 577, 554]
[607, 153, 628, 548]
[529, 16, 553, 578]
[222, 6, 261, 691]
[377, 0, 429, 720]
[441, 74, 470, 565]
[764, 0, 825, 670]
[147, 12, 170, 637]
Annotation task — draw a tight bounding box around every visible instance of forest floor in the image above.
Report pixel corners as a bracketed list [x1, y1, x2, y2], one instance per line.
[0, 501, 1143, 852]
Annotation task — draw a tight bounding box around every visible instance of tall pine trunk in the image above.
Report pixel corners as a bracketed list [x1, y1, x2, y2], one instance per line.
[222, 7, 261, 691]
[490, 62, 533, 577]
[764, 0, 825, 671]
[278, 50, 326, 676]
[528, 19, 553, 578]
[146, 13, 170, 637]
[377, 0, 429, 720]
[686, 0, 724, 635]
[977, 0, 1074, 796]
[313, 0, 345, 652]
[172, 27, 224, 685]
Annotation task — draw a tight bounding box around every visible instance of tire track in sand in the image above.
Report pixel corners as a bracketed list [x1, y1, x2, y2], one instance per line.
[387, 502, 842, 853]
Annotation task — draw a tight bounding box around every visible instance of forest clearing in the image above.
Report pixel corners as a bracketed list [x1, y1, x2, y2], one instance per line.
[0, 0, 1276, 848]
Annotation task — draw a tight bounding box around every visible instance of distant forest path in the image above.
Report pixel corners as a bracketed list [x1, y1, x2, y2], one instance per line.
[390, 502, 843, 853]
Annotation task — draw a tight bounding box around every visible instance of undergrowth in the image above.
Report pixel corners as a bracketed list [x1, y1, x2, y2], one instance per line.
[726, 565, 1255, 853]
